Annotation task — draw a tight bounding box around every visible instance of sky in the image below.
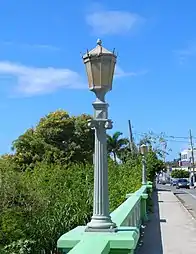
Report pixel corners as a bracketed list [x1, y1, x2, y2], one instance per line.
[0, 0, 196, 160]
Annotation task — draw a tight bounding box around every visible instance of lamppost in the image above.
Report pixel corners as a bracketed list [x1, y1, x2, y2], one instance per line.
[140, 144, 148, 185]
[82, 39, 117, 232]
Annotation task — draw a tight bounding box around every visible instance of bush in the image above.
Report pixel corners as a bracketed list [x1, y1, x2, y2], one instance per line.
[108, 159, 142, 211]
[3, 239, 35, 254]
[0, 159, 142, 253]
[146, 150, 165, 182]
[171, 169, 189, 179]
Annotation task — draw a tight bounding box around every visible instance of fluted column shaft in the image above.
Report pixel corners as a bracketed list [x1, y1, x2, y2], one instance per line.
[142, 156, 147, 185]
[85, 98, 117, 232]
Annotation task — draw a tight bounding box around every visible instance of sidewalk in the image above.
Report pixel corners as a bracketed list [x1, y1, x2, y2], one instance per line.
[137, 188, 196, 254]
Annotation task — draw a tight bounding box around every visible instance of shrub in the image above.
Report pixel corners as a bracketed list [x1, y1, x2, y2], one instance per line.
[171, 169, 190, 179]
[0, 159, 142, 253]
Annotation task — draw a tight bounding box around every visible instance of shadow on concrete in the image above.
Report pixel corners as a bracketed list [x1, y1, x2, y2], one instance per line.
[156, 188, 171, 192]
[136, 189, 163, 254]
[173, 192, 185, 195]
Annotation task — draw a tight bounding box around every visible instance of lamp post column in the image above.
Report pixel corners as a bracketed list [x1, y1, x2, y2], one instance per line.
[140, 144, 148, 185]
[142, 155, 147, 185]
[82, 39, 117, 232]
[85, 97, 117, 232]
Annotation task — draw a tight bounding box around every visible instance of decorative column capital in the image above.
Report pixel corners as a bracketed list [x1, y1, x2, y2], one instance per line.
[87, 119, 113, 130]
[105, 119, 113, 129]
[87, 119, 98, 129]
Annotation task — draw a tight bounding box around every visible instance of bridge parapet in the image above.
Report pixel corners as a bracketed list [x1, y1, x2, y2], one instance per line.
[57, 182, 152, 254]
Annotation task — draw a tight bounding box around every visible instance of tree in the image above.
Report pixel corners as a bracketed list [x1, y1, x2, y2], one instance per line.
[107, 132, 129, 163]
[171, 170, 189, 179]
[11, 110, 94, 169]
[138, 131, 171, 159]
[146, 149, 165, 182]
[0, 114, 167, 253]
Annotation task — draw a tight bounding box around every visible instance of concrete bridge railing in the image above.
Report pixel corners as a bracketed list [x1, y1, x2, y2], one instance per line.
[57, 182, 152, 254]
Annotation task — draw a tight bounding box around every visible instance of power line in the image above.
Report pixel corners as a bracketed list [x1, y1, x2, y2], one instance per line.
[133, 131, 196, 142]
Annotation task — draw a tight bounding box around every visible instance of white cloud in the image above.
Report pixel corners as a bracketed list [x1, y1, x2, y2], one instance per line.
[0, 61, 85, 96]
[0, 41, 60, 51]
[24, 44, 60, 51]
[174, 41, 196, 64]
[86, 10, 144, 35]
[115, 66, 138, 78]
[115, 66, 148, 78]
[0, 61, 145, 97]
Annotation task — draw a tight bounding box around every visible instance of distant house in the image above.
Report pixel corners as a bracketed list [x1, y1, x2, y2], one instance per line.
[179, 148, 196, 185]
[180, 148, 196, 167]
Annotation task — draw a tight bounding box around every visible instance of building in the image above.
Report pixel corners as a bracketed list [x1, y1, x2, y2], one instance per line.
[180, 148, 196, 185]
[180, 148, 196, 167]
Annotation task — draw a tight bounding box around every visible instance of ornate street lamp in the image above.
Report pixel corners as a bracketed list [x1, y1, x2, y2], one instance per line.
[82, 39, 117, 232]
[140, 144, 148, 185]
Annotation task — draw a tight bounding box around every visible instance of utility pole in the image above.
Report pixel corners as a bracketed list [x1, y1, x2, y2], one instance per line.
[162, 141, 169, 181]
[128, 120, 133, 152]
[189, 129, 195, 186]
[179, 152, 182, 169]
[163, 141, 167, 164]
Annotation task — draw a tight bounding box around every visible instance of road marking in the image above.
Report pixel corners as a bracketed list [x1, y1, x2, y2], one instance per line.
[183, 190, 196, 200]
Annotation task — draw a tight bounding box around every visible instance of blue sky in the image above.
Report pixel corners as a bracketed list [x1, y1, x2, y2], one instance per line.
[0, 0, 196, 160]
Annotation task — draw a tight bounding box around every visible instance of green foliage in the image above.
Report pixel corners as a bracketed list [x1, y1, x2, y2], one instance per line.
[11, 110, 94, 169]
[107, 132, 129, 163]
[171, 170, 189, 179]
[0, 161, 93, 253]
[118, 147, 138, 164]
[0, 158, 142, 253]
[108, 159, 142, 211]
[3, 239, 35, 254]
[0, 110, 166, 253]
[146, 149, 165, 182]
[139, 131, 171, 159]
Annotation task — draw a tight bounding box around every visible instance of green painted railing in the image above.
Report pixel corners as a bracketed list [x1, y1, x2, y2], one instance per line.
[57, 182, 152, 254]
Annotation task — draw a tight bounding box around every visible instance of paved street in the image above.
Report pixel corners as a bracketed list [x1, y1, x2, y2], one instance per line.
[159, 184, 196, 219]
[137, 185, 196, 254]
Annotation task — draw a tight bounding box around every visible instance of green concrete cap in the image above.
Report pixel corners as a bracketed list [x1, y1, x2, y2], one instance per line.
[57, 185, 149, 253]
[141, 193, 148, 199]
[57, 226, 140, 253]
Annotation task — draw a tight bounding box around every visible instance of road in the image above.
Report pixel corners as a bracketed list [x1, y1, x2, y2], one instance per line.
[137, 185, 196, 253]
[158, 184, 196, 219]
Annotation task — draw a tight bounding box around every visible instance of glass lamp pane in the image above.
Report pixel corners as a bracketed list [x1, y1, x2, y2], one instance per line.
[140, 145, 148, 155]
[85, 61, 93, 89]
[100, 58, 112, 90]
[91, 59, 101, 88]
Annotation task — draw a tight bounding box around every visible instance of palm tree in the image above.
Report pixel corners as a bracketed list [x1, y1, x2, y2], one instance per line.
[107, 131, 129, 163]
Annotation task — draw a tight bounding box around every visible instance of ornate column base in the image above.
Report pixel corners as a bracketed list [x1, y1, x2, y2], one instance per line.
[85, 190, 117, 232]
[85, 224, 117, 232]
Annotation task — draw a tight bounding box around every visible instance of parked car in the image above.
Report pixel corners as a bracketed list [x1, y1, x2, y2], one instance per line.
[176, 179, 190, 189]
[171, 179, 178, 186]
